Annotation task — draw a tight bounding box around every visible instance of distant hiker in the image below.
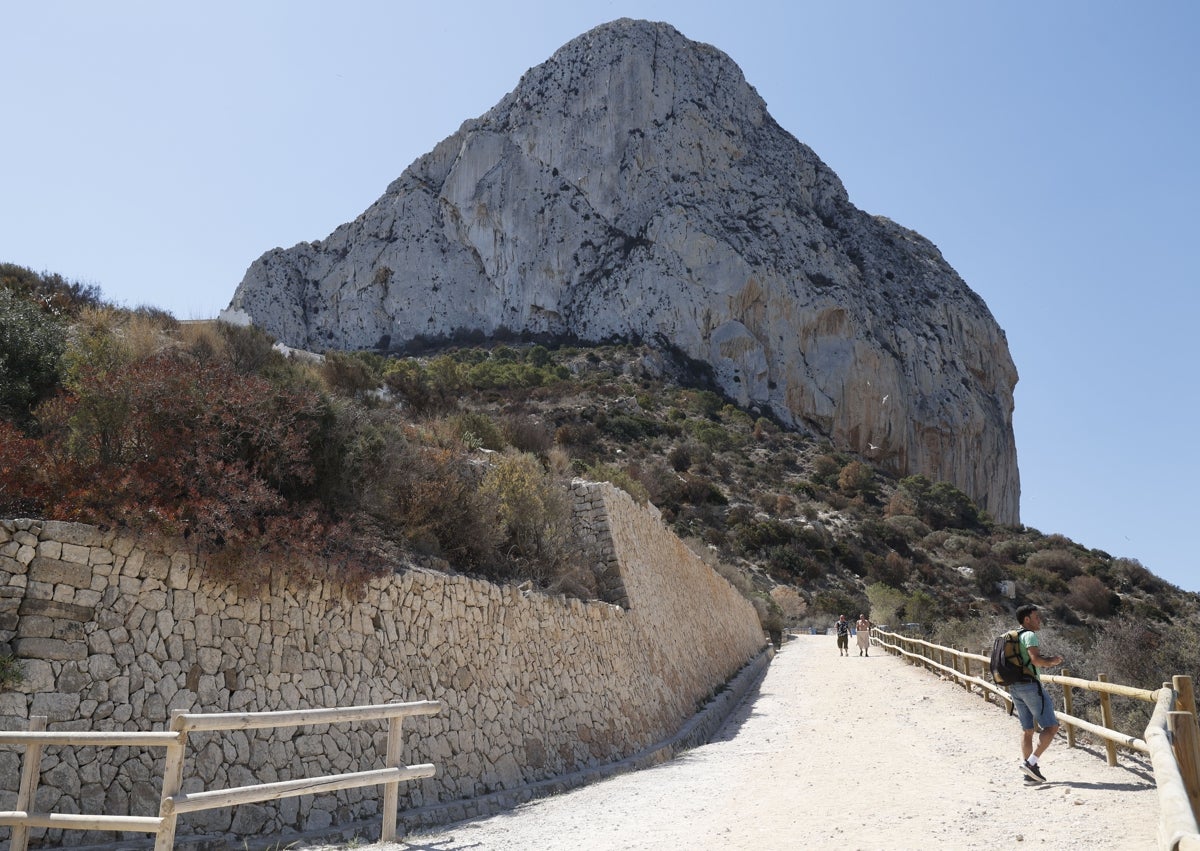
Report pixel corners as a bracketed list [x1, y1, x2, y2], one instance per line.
[856, 614, 872, 656]
[835, 614, 851, 656]
[1011, 604, 1064, 783]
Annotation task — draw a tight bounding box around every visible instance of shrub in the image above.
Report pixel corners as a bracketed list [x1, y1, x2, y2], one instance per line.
[0, 287, 66, 423]
[527, 345, 552, 367]
[371, 444, 499, 568]
[0, 420, 51, 516]
[686, 389, 725, 419]
[1026, 548, 1082, 580]
[685, 419, 737, 451]
[451, 412, 505, 451]
[554, 421, 599, 449]
[0, 263, 102, 314]
[667, 443, 692, 472]
[630, 458, 684, 510]
[811, 454, 842, 484]
[902, 589, 941, 625]
[1112, 557, 1169, 594]
[601, 413, 659, 442]
[1010, 563, 1068, 594]
[679, 473, 726, 505]
[972, 557, 1006, 596]
[894, 475, 983, 531]
[991, 537, 1036, 563]
[321, 350, 382, 400]
[580, 462, 650, 505]
[837, 460, 875, 498]
[0, 653, 23, 691]
[479, 452, 581, 584]
[502, 413, 555, 455]
[765, 545, 824, 582]
[219, 321, 283, 375]
[735, 519, 796, 555]
[883, 514, 930, 543]
[867, 551, 909, 587]
[23, 347, 375, 586]
[1066, 574, 1117, 616]
[812, 590, 867, 619]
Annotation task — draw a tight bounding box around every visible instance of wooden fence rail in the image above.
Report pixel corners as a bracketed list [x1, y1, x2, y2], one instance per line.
[0, 699, 442, 851]
[872, 627, 1200, 851]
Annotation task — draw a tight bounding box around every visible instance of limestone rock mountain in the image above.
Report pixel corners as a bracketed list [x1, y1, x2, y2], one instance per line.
[225, 18, 1020, 524]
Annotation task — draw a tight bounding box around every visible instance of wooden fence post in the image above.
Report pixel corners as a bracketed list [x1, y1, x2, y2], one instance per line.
[1168, 710, 1200, 820]
[381, 715, 404, 842]
[155, 710, 189, 851]
[1061, 668, 1076, 749]
[960, 647, 971, 692]
[1097, 674, 1118, 766]
[1175, 675, 1197, 718]
[10, 715, 47, 851]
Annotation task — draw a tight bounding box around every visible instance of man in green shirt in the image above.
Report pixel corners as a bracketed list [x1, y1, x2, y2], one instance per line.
[1011, 604, 1064, 783]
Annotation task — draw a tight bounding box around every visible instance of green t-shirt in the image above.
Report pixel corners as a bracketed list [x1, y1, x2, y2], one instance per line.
[1018, 629, 1041, 681]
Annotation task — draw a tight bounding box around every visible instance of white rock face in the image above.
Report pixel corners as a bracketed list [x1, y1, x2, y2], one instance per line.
[227, 18, 1020, 524]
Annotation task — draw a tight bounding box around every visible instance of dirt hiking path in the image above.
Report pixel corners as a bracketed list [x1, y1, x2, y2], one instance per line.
[311, 634, 1160, 851]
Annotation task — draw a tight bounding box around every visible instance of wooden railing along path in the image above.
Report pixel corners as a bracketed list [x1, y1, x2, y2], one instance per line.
[0, 699, 442, 851]
[872, 627, 1200, 851]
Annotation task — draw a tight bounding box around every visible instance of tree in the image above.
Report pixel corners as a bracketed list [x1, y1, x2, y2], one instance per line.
[866, 582, 907, 626]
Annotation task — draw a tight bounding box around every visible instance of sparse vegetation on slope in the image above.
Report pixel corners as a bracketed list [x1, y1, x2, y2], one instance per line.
[3, 264, 1198, 697]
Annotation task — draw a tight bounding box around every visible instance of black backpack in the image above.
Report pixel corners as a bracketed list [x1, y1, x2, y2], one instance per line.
[989, 628, 1034, 685]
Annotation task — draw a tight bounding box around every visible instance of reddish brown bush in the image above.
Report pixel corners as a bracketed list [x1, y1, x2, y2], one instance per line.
[22, 350, 373, 586]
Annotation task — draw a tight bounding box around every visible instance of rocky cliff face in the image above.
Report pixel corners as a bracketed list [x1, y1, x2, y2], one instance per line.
[225, 18, 1020, 524]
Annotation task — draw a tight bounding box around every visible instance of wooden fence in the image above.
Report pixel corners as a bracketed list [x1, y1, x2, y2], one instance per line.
[0, 699, 442, 851]
[872, 627, 1200, 850]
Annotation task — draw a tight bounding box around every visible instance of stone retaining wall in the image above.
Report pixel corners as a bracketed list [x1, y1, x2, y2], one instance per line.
[0, 480, 765, 847]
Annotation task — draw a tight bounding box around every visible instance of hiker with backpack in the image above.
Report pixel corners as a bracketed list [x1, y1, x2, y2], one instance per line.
[996, 604, 1064, 783]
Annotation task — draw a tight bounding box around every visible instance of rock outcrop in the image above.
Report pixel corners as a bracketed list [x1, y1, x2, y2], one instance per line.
[225, 18, 1020, 524]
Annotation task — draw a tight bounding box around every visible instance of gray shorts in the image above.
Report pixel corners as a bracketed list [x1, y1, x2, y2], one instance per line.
[1010, 680, 1058, 731]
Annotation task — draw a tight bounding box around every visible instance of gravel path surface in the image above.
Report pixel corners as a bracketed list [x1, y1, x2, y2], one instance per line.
[305, 634, 1160, 850]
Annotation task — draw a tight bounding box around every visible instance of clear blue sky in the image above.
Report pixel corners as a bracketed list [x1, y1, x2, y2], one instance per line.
[4, 2, 1197, 593]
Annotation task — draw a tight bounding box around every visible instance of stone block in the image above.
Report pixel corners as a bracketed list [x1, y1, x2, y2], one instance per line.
[13, 636, 87, 662]
[74, 589, 102, 607]
[16, 614, 55, 639]
[40, 521, 105, 547]
[36, 540, 63, 560]
[12, 658, 53, 692]
[60, 542, 90, 564]
[144, 553, 170, 580]
[27, 558, 91, 589]
[18, 597, 95, 622]
[56, 664, 88, 694]
[29, 691, 80, 721]
[86, 654, 120, 680]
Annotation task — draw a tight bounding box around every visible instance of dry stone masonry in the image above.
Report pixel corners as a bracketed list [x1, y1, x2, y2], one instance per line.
[0, 481, 765, 848]
[225, 18, 1021, 524]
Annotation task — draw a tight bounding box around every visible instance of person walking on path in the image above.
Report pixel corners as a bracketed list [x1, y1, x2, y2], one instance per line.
[856, 614, 872, 656]
[1011, 603, 1064, 783]
[835, 614, 851, 656]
